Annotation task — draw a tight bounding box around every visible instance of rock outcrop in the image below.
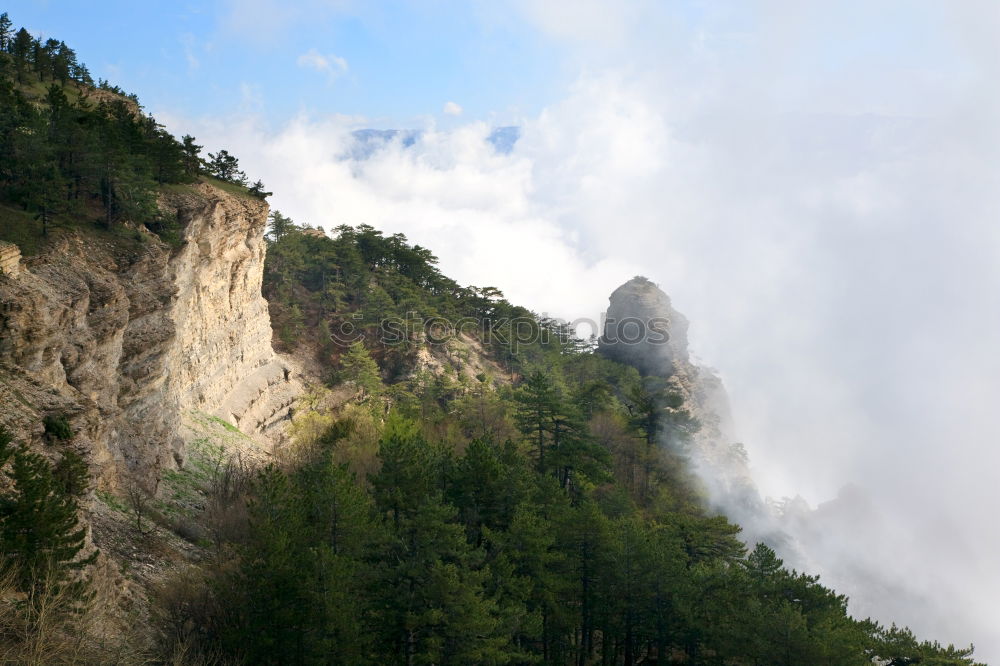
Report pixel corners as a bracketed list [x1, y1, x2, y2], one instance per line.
[599, 276, 690, 377]
[0, 183, 299, 487]
[0, 241, 19, 278]
[598, 277, 765, 528]
[598, 278, 865, 598]
[161, 184, 300, 438]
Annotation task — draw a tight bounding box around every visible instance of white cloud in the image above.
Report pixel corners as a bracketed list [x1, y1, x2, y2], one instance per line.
[296, 48, 349, 82]
[443, 101, 463, 116]
[159, 2, 1000, 660]
[510, 0, 656, 48]
[160, 111, 637, 319]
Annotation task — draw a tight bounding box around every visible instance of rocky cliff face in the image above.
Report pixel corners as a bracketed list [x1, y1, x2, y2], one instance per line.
[162, 185, 300, 439]
[599, 276, 690, 377]
[0, 183, 299, 487]
[598, 277, 767, 529]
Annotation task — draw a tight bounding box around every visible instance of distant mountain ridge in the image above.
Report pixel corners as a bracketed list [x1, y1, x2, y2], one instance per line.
[343, 126, 520, 160]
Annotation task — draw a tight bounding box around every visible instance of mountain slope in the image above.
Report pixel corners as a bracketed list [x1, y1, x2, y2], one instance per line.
[0, 11, 987, 665]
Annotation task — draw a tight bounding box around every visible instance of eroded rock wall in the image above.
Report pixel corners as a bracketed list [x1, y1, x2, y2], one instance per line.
[163, 184, 300, 438]
[0, 183, 299, 487]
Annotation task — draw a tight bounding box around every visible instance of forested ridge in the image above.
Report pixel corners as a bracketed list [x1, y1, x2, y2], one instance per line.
[0, 11, 987, 665]
[0, 9, 267, 254]
[173, 216, 978, 666]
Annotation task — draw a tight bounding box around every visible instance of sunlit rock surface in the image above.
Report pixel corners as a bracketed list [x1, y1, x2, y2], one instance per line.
[0, 183, 300, 487]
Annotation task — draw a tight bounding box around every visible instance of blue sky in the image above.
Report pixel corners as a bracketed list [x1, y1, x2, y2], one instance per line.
[7, 1, 969, 126]
[9, 0, 569, 126]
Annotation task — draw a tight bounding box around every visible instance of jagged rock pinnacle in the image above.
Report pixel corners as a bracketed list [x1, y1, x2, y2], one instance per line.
[598, 276, 690, 377]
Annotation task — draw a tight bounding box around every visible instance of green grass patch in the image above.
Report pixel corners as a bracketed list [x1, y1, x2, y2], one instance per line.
[201, 175, 253, 199]
[160, 435, 228, 515]
[209, 415, 241, 434]
[152, 498, 184, 519]
[162, 468, 205, 506]
[0, 201, 153, 257]
[15, 76, 107, 108]
[189, 411, 250, 439]
[158, 182, 202, 197]
[17, 78, 52, 102]
[189, 438, 225, 476]
[0, 203, 46, 256]
[96, 490, 129, 514]
[156, 414, 256, 523]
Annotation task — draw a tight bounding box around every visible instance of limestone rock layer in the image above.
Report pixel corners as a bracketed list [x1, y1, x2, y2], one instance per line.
[0, 183, 299, 486]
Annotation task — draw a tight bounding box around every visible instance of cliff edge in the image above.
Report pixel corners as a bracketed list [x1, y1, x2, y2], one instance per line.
[0, 183, 300, 488]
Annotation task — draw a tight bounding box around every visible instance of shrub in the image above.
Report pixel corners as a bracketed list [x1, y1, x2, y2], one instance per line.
[52, 449, 89, 498]
[43, 414, 73, 442]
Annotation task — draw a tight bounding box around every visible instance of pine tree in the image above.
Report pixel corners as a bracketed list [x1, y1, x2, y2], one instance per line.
[371, 495, 514, 665]
[0, 427, 97, 596]
[149, 127, 187, 184]
[72, 62, 93, 85]
[56, 42, 77, 85]
[485, 502, 566, 660]
[11, 28, 32, 83]
[873, 625, 982, 666]
[180, 134, 202, 176]
[221, 465, 310, 662]
[514, 371, 605, 486]
[53, 449, 90, 499]
[371, 415, 444, 524]
[547, 393, 604, 490]
[514, 371, 559, 473]
[0, 12, 12, 52]
[265, 209, 296, 242]
[220, 458, 378, 664]
[564, 501, 610, 664]
[205, 149, 245, 183]
[247, 179, 271, 199]
[743, 542, 783, 581]
[340, 341, 382, 400]
[639, 524, 690, 662]
[51, 40, 74, 84]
